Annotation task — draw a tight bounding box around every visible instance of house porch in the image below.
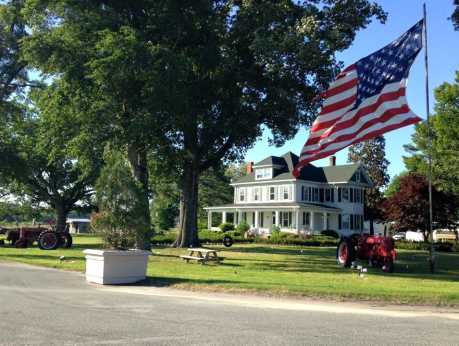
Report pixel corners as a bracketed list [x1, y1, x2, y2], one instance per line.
[204, 204, 341, 236]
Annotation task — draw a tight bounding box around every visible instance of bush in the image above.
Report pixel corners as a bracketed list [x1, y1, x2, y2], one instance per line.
[93, 148, 150, 249]
[236, 221, 250, 233]
[321, 230, 339, 239]
[219, 222, 235, 232]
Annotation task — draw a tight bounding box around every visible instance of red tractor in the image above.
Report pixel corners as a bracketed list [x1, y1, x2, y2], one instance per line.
[1, 225, 72, 250]
[336, 234, 396, 273]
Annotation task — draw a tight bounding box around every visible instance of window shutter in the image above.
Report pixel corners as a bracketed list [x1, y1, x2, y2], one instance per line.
[331, 188, 335, 202]
[338, 214, 342, 229]
[319, 188, 324, 202]
[338, 188, 342, 202]
[350, 215, 354, 230]
[350, 188, 354, 202]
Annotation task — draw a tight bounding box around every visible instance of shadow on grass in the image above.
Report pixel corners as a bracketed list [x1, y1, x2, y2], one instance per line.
[137, 276, 248, 288]
[0, 253, 83, 262]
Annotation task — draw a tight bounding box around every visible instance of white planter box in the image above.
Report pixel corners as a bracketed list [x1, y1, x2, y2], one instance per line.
[83, 249, 151, 285]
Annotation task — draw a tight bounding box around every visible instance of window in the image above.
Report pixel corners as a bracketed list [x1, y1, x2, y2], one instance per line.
[338, 188, 342, 202]
[302, 212, 310, 226]
[342, 214, 350, 229]
[325, 189, 331, 202]
[255, 168, 272, 180]
[319, 188, 324, 202]
[282, 186, 290, 200]
[260, 212, 264, 227]
[338, 214, 342, 229]
[308, 187, 312, 201]
[342, 188, 349, 201]
[272, 211, 276, 225]
[253, 187, 261, 201]
[313, 188, 319, 202]
[269, 187, 276, 200]
[350, 188, 354, 202]
[355, 170, 361, 183]
[301, 186, 305, 201]
[280, 212, 292, 228]
[239, 188, 246, 202]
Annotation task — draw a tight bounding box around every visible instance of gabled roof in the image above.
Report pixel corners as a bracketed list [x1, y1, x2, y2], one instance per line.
[233, 152, 372, 186]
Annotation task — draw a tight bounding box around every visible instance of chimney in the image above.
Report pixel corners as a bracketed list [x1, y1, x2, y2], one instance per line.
[246, 162, 254, 174]
[329, 156, 336, 166]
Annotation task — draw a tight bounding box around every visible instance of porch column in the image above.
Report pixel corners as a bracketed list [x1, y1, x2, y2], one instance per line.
[323, 212, 327, 230]
[254, 211, 259, 229]
[208, 211, 212, 229]
[275, 210, 280, 227]
[311, 212, 315, 232]
[295, 210, 301, 232]
[222, 211, 227, 224]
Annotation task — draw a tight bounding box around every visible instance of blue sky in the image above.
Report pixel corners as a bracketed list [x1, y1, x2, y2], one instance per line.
[244, 0, 458, 180]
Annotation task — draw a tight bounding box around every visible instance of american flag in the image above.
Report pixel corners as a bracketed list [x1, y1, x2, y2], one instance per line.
[293, 20, 424, 177]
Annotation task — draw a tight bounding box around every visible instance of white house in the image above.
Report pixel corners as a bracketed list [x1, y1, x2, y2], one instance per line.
[204, 152, 373, 236]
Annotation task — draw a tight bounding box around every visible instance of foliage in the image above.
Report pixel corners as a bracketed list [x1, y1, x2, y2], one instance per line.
[0, 85, 102, 232]
[219, 222, 235, 232]
[149, 157, 180, 231]
[348, 136, 390, 233]
[404, 71, 459, 198]
[452, 0, 459, 30]
[383, 173, 459, 240]
[271, 225, 281, 233]
[198, 166, 235, 224]
[236, 221, 250, 234]
[384, 171, 408, 198]
[0, 0, 30, 102]
[321, 230, 340, 239]
[94, 148, 151, 250]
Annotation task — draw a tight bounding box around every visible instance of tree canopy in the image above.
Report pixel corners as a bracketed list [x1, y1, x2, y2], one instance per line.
[403, 71, 459, 197]
[348, 136, 390, 234]
[383, 173, 458, 239]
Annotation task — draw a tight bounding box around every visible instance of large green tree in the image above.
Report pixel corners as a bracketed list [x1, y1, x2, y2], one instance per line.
[403, 71, 459, 197]
[156, 1, 385, 247]
[1, 85, 103, 232]
[348, 136, 390, 235]
[21, 1, 385, 248]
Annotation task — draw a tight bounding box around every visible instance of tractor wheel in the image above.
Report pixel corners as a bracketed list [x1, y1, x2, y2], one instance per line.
[38, 231, 59, 250]
[59, 233, 73, 248]
[336, 237, 355, 268]
[223, 235, 233, 248]
[14, 238, 28, 248]
[382, 260, 394, 273]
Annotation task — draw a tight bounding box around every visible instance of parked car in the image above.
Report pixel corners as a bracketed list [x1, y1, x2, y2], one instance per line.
[392, 232, 405, 241]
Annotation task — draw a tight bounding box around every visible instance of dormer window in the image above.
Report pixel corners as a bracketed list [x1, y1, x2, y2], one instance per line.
[255, 167, 272, 180]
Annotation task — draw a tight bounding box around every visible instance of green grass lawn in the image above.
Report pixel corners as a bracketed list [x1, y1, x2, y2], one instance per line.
[1, 235, 459, 305]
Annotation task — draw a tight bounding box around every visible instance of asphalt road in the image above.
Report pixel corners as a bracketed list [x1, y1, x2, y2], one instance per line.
[1, 262, 458, 346]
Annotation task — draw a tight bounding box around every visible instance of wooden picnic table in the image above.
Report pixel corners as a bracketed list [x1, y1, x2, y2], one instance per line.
[180, 247, 222, 264]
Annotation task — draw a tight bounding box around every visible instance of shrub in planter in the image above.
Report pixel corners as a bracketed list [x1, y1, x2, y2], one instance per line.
[236, 221, 250, 233]
[219, 222, 235, 232]
[85, 148, 151, 284]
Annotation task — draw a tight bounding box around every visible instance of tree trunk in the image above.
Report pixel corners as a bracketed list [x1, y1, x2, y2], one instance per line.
[55, 204, 68, 233]
[127, 143, 151, 250]
[174, 160, 200, 248]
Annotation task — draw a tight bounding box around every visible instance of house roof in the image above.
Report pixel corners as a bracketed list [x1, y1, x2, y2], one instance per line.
[234, 152, 371, 185]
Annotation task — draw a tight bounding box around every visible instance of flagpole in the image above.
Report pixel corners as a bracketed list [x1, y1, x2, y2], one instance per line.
[423, 3, 435, 273]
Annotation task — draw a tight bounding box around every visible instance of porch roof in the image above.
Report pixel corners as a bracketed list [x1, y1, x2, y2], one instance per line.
[204, 202, 341, 213]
